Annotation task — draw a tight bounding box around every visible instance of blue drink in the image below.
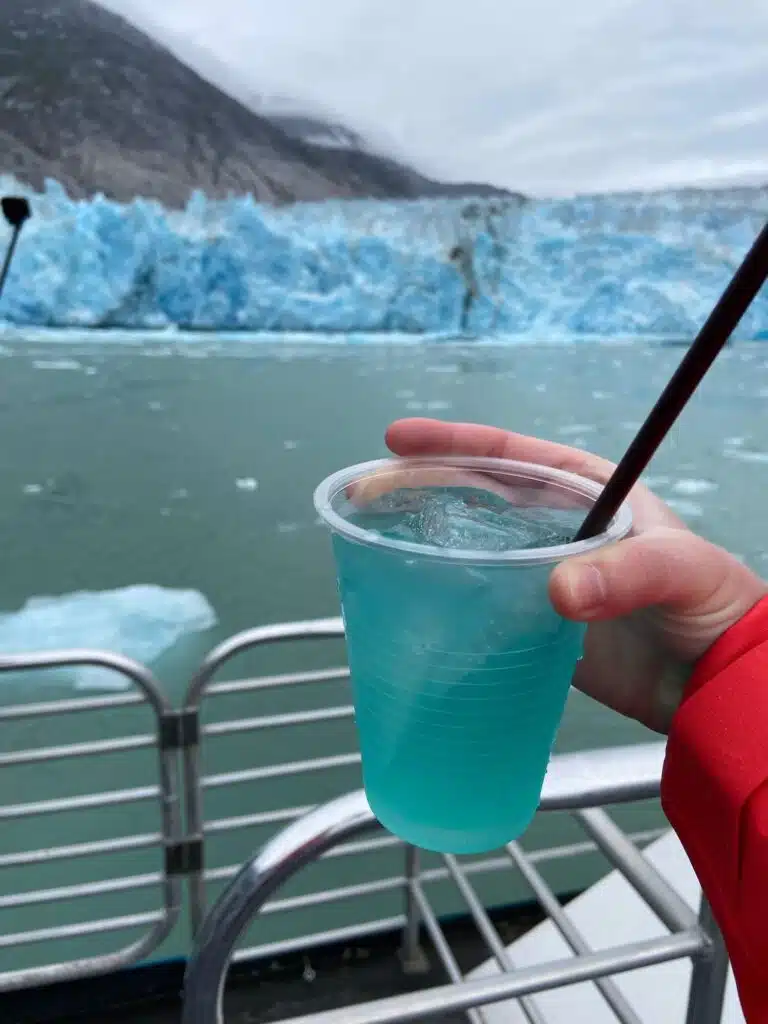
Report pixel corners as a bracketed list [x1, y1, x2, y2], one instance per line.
[315, 457, 632, 853]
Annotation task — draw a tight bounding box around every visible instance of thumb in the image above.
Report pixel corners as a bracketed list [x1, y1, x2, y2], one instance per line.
[550, 526, 767, 647]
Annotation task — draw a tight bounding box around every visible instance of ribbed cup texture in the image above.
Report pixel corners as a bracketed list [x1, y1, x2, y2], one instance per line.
[333, 536, 586, 853]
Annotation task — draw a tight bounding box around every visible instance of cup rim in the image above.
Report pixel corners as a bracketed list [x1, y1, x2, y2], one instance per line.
[314, 456, 633, 565]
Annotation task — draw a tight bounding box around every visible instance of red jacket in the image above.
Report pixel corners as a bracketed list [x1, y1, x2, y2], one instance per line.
[662, 595, 768, 1022]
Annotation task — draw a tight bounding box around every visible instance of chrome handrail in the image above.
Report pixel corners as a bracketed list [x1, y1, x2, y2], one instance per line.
[181, 617, 346, 934]
[0, 649, 183, 992]
[181, 742, 728, 1024]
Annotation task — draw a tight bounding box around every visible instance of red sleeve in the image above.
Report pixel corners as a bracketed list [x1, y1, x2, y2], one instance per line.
[661, 595, 768, 1022]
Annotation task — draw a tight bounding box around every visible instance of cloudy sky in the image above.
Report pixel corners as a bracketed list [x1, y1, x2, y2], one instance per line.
[99, 0, 768, 196]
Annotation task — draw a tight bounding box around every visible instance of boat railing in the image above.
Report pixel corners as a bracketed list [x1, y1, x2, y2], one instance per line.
[0, 620, 724, 1022]
[180, 617, 351, 936]
[0, 648, 184, 992]
[181, 761, 728, 1024]
[0, 619, 356, 992]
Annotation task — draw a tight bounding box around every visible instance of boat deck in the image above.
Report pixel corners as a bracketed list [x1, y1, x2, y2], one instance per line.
[185, 908, 541, 1024]
[11, 905, 543, 1024]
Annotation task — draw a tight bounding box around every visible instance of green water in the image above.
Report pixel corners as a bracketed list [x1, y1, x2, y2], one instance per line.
[1, 338, 766, 974]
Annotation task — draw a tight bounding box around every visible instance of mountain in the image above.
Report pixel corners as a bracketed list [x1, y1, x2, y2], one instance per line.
[0, 0, 519, 208]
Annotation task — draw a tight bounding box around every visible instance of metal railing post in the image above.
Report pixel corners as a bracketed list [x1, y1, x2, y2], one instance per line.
[182, 618, 345, 937]
[685, 896, 729, 1024]
[400, 846, 429, 974]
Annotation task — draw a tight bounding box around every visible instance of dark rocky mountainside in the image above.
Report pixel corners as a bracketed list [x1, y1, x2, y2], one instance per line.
[0, 0, 518, 207]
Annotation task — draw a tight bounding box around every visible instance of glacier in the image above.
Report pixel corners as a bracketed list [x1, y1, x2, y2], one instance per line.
[0, 585, 217, 690]
[1, 178, 767, 339]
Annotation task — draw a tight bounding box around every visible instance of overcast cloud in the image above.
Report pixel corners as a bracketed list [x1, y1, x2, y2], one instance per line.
[98, 0, 768, 196]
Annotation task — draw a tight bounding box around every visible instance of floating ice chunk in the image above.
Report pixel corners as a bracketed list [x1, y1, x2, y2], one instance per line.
[557, 424, 596, 437]
[0, 585, 217, 691]
[723, 448, 768, 464]
[32, 359, 82, 371]
[426, 365, 459, 374]
[673, 479, 717, 495]
[277, 522, 300, 533]
[642, 475, 671, 490]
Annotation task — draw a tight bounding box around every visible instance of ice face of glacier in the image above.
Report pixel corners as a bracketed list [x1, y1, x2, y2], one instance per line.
[0, 585, 217, 690]
[0, 181, 766, 339]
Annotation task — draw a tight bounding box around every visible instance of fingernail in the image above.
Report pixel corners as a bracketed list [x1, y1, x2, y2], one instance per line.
[565, 563, 607, 617]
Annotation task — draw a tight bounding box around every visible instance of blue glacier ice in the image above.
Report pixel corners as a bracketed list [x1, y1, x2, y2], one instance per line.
[0, 585, 217, 690]
[0, 177, 767, 340]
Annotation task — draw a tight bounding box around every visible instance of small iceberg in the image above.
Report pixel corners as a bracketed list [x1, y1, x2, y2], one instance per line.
[0, 584, 217, 690]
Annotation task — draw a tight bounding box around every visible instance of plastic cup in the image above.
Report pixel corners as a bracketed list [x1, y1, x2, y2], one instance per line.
[314, 456, 633, 854]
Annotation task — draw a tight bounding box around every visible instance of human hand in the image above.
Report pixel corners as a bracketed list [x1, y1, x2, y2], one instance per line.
[386, 418, 768, 733]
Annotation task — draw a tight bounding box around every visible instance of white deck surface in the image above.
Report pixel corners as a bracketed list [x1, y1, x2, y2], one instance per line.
[469, 830, 745, 1023]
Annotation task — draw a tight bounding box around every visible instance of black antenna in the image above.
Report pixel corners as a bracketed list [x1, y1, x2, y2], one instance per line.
[0, 196, 32, 301]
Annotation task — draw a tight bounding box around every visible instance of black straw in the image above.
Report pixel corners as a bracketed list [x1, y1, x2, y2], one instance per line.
[574, 219, 768, 542]
[0, 196, 32, 301]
